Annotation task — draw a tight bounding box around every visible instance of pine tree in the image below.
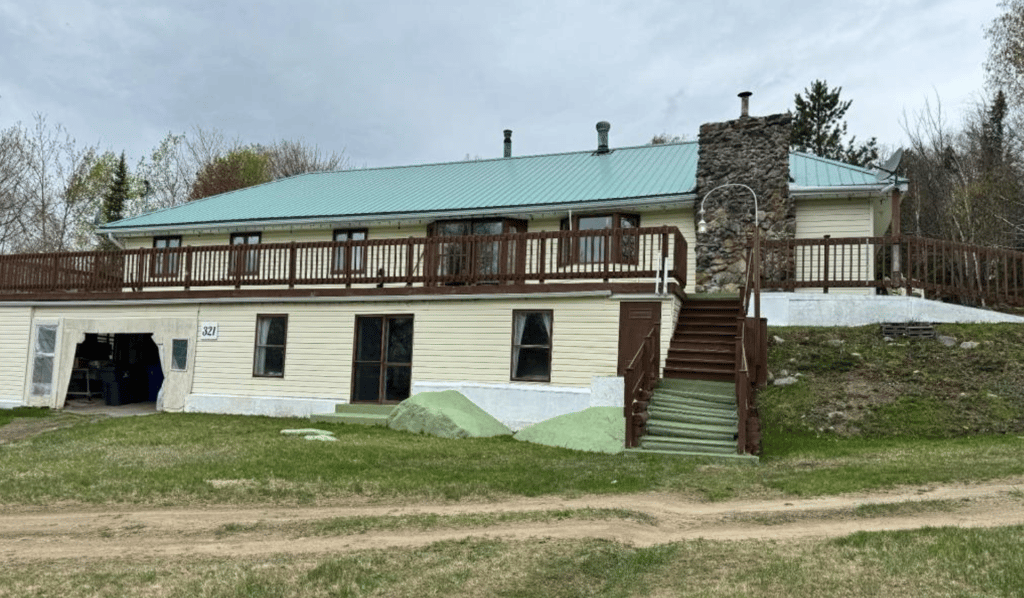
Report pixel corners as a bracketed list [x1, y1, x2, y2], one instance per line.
[102, 152, 129, 224]
[791, 80, 879, 166]
[98, 152, 129, 251]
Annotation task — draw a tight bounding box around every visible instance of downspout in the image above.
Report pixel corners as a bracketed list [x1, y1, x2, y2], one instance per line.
[106, 233, 125, 249]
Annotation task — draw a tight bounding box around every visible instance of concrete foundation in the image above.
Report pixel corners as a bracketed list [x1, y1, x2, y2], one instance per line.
[758, 292, 1024, 326]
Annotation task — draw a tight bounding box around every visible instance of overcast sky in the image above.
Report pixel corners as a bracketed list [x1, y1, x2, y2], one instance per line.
[0, 0, 1003, 170]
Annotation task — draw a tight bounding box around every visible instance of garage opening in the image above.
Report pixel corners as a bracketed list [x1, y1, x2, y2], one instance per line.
[66, 333, 164, 406]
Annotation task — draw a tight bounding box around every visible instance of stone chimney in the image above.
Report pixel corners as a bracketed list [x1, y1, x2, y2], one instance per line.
[595, 121, 610, 154]
[694, 94, 793, 293]
[503, 129, 512, 158]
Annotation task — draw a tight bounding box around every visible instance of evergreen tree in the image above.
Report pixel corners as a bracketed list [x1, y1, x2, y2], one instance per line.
[791, 80, 879, 166]
[97, 152, 129, 251]
[102, 152, 129, 224]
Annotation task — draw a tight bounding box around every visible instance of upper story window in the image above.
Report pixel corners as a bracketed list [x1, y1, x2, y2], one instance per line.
[152, 236, 182, 277]
[230, 232, 261, 275]
[428, 219, 526, 279]
[333, 229, 367, 273]
[559, 213, 639, 264]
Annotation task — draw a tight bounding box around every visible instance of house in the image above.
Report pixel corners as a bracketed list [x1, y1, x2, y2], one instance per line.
[0, 95, 908, 453]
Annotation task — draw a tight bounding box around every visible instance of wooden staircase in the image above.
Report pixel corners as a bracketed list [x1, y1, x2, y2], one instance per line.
[664, 296, 741, 382]
[310, 403, 395, 426]
[626, 295, 758, 461]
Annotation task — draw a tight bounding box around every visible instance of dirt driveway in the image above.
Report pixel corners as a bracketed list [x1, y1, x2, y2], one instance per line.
[3, 479, 1022, 561]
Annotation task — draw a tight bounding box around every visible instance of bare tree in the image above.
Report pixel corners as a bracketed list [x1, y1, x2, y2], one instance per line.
[986, 0, 1024, 112]
[266, 138, 349, 179]
[901, 94, 1021, 247]
[0, 125, 29, 252]
[10, 115, 106, 252]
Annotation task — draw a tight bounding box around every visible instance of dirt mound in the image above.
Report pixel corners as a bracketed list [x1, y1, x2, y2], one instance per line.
[513, 406, 624, 453]
[387, 390, 512, 438]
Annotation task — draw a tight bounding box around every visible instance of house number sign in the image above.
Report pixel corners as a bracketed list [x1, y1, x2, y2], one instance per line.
[200, 322, 219, 340]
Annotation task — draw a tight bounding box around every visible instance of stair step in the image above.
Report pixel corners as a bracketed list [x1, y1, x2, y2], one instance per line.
[666, 354, 735, 366]
[335, 403, 396, 415]
[311, 412, 390, 426]
[624, 447, 758, 462]
[663, 370, 736, 383]
[645, 420, 736, 441]
[654, 383, 734, 400]
[657, 378, 734, 395]
[648, 406, 736, 427]
[638, 436, 738, 454]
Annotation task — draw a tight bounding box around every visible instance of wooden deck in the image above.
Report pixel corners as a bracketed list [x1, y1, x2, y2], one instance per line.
[0, 227, 687, 301]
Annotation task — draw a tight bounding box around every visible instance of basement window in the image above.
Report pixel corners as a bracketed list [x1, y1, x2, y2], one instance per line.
[171, 339, 188, 371]
[31, 324, 58, 396]
[511, 311, 552, 382]
[253, 314, 287, 377]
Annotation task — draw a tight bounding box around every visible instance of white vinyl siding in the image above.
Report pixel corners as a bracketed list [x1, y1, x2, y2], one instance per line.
[0, 308, 32, 404]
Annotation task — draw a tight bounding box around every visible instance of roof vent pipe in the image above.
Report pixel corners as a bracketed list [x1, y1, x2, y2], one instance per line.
[738, 91, 752, 118]
[596, 121, 610, 154]
[503, 129, 512, 158]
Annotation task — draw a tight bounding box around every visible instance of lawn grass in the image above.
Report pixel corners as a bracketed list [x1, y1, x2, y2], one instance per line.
[2, 527, 1022, 597]
[0, 406, 49, 428]
[2, 410, 1023, 506]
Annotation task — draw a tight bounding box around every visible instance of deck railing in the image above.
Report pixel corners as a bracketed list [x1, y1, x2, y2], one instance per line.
[0, 226, 687, 298]
[762, 235, 1024, 307]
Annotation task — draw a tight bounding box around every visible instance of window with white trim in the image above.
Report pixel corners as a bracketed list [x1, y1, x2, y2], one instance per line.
[31, 324, 58, 396]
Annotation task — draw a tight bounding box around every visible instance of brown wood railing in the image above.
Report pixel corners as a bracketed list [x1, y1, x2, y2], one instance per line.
[735, 230, 766, 455]
[762, 235, 1024, 308]
[623, 325, 659, 449]
[0, 227, 687, 298]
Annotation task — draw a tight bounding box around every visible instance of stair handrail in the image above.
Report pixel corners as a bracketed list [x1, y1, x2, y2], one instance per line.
[623, 324, 659, 448]
[734, 229, 764, 454]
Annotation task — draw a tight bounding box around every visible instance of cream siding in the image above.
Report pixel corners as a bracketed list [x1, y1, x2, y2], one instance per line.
[794, 197, 876, 294]
[189, 294, 665, 402]
[0, 307, 32, 407]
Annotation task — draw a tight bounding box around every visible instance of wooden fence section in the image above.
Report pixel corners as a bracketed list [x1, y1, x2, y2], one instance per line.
[0, 227, 686, 298]
[762, 235, 1024, 307]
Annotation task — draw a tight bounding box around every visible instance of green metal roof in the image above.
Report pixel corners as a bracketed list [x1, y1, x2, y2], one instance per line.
[103, 142, 888, 232]
[789, 151, 882, 188]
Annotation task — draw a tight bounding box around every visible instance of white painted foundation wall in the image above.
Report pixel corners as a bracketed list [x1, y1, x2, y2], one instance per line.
[758, 292, 1024, 326]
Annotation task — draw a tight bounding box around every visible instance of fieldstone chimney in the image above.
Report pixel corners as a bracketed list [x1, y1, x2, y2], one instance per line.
[596, 121, 610, 154]
[503, 129, 512, 158]
[694, 95, 793, 293]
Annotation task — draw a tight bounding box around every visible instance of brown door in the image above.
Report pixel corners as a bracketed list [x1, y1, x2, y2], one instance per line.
[618, 302, 661, 377]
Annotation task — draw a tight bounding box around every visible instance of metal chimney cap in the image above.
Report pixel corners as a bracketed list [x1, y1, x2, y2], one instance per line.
[503, 129, 512, 158]
[738, 91, 752, 117]
[596, 121, 611, 154]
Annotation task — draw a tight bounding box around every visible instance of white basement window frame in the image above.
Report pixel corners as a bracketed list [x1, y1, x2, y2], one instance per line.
[31, 323, 59, 396]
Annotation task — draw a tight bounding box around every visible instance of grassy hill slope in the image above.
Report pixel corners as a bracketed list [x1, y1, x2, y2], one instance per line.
[760, 323, 1024, 440]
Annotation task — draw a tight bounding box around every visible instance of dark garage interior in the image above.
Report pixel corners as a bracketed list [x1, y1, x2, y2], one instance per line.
[66, 333, 164, 405]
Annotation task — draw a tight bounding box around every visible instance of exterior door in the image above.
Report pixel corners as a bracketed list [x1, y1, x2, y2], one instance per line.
[352, 315, 414, 403]
[617, 302, 661, 377]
